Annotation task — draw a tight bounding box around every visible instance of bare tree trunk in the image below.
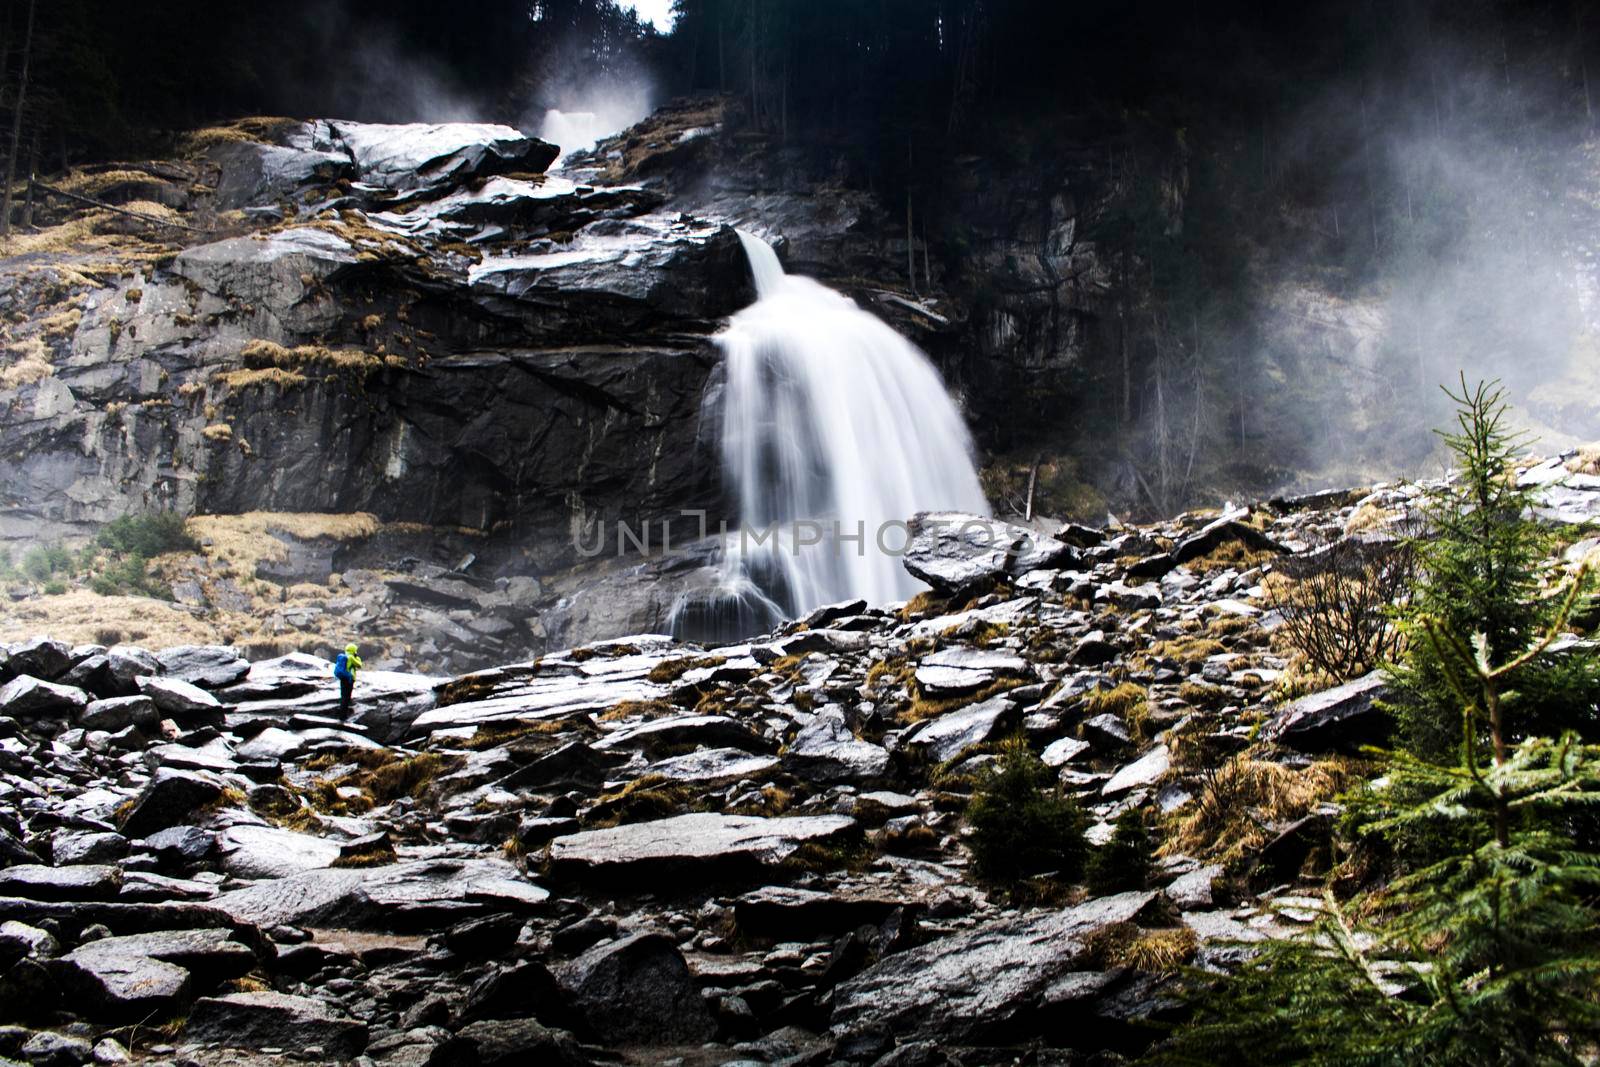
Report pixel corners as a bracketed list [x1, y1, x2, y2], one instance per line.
[906, 195, 916, 294]
[21, 126, 37, 228]
[1024, 455, 1041, 523]
[2, 0, 37, 239]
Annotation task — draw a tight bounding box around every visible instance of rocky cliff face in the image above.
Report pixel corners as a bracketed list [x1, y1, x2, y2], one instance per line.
[1, 117, 759, 668]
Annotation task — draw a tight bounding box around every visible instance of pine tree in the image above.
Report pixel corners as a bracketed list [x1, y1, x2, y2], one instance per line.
[1087, 806, 1154, 894]
[964, 737, 1086, 886]
[1152, 384, 1600, 1065]
[1390, 376, 1600, 758]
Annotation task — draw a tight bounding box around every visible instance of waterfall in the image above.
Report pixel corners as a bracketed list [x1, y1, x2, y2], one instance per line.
[671, 231, 988, 641]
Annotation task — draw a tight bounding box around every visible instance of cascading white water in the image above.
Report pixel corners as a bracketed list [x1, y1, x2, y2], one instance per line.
[672, 231, 988, 640]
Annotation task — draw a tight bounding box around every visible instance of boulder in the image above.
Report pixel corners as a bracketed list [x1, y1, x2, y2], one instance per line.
[0, 864, 121, 902]
[1263, 672, 1390, 752]
[902, 695, 1018, 764]
[4, 637, 72, 681]
[0, 676, 89, 719]
[1171, 512, 1286, 566]
[913, 647, 1027, 695]
[185, 991, 368, 1060]
[592, 714, 772, 756]
[117, 769, 225, 838]
[326, 120, 558, 193]
[79, 695, 158, 734]
[213, 859, 548, 930]
[429, 1018, 592, 1067]
[48, 928, 253, 1022]
[783, 709, 891, 782]
[547, 813, 858, 884]
[218, 824, 342, 879]
[1101, 744, 1170, 798]
[134, 675, 221, 717]
[831, 890, 1160, 1042]
[644, 747, 780, 784]
[903, 512, 1076, 596]
[153, 646, 250, 688]
[556, 932, 715, 1045]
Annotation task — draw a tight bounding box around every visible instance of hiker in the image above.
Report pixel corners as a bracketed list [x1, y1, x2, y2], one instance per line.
[333, 643, 362, 714]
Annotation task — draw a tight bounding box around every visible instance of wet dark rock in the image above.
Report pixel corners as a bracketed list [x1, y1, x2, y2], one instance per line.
[496, 742, 630, 793]
[0, 677, 89, 720]
[133, 676, 221, 718]
[903, 513, 1076, 596]
[140, 826, 216, 865]
[1171, 512, 1287, 566]
[213, 859, 548, 930]
[48, 832, 127, 867]
[3, 639, 72, 683]
[117, 769, 224, 839]
[556, 932, 716, 1045]
[1263, 671, 1391, 752]
[185, 990, 369, 1059]
[17, 1030, 92, 1067]
[547, 813, 858, 885]
[428, 1018, 592, 1067]
[0, 866, 121, 903]
[783, 709, 892, 782]
[902, 695, 1018, 764]
[592, 714, 774, 757]
[735, 887, 910, 940]
[59, 648, 156, 699]
[78, 696, 157, 734]
[912, 648, 1027, 696]
[48, 928, 253, 1022]
[152, 646, 250, 689]
[1101, 744, 1170, 798]
[457, 959, 566, 1025]
[831, 891, 1160, 1043]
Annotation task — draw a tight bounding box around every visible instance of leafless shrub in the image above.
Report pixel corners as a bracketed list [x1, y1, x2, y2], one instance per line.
[1266, 534, 1417, 681]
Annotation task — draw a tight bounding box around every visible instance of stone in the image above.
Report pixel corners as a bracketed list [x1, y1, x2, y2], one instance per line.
[326, 120, 558, 193]
[0, 676, 89, 719]
[18, 1031, 93, 1067]
[831, 891, 1159, 1042]
[556, 932, 716, 1044]
[213, 859, 548, 930]
[49, 831, 128, 867]
[0, 920, 58, 966]
[0, 865, 121, 903]
[117, 769, 224, 839]
[1263, 671, 1390, 752]
[1101, 744, 1170, 797]
[903, 512, 1076, 596]
[495, 742, 630, 792]
[152, 646, 250, 688]
[1166, 864, 1223, 909]
[1040, 737, 1090, 767]
[783, 709, 892, 782]
[734, 886, 909, 939]
[133, 676, 221, 717]
[429, 1018, 591, 1067]
[185, 991, 368, 1060]
[913, 647, 1027, 695]
[1171, 512, 1286, 566]
[592, 714, 773, 755]
[902, 695, 1018, 764]
[140, 826, 217, 864]
[4, 638, 72, 682]
[48, 928, 254, 1021]
[547, 813, 858, 884]
[644, 747, 780, 784]
[218, 824, 342, 879]
[78, 696, 157, 734]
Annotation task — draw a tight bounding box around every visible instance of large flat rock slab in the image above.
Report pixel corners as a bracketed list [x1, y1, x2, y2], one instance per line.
[831, 890, 1159, 1043]
[212, 859, 547, 931]
[546, 813, 858, 886]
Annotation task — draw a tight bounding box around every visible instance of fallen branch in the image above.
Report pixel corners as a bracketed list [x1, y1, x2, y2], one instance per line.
[31, 180, 205, 233]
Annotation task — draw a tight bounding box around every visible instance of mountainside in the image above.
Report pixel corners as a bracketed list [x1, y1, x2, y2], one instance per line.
[0, 459, 1596, 1064]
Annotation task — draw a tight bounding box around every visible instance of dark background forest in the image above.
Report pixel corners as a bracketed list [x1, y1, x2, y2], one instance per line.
[4, 0, 1600, 517]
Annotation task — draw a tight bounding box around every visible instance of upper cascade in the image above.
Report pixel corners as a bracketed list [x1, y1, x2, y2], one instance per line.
[674, 231, 988, 640]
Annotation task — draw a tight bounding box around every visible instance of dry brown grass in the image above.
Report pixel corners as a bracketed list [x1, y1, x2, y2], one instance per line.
[214, 367, 307, 391]
[598, 698, 674, 721]
[185, 511, 379, 576]
[39, 308, 82, 339]
[177, 117, 301, 155]
[1165, 756, 1361, 868]
[1146, 636, 1225, 664]
[1344, 500, 1398, 535]
[1568, 444, 1600, 475]
[240, 339, 388, 375]
[0, 337, 53, 390]
[0, 589, 224, 647]
[646, 655, 726, 684]
[201, 423, 233, 442]
[903, 676, 1025, 723]
[1185, 540, 1278, 573]
[1115, 926, 1199, 973]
